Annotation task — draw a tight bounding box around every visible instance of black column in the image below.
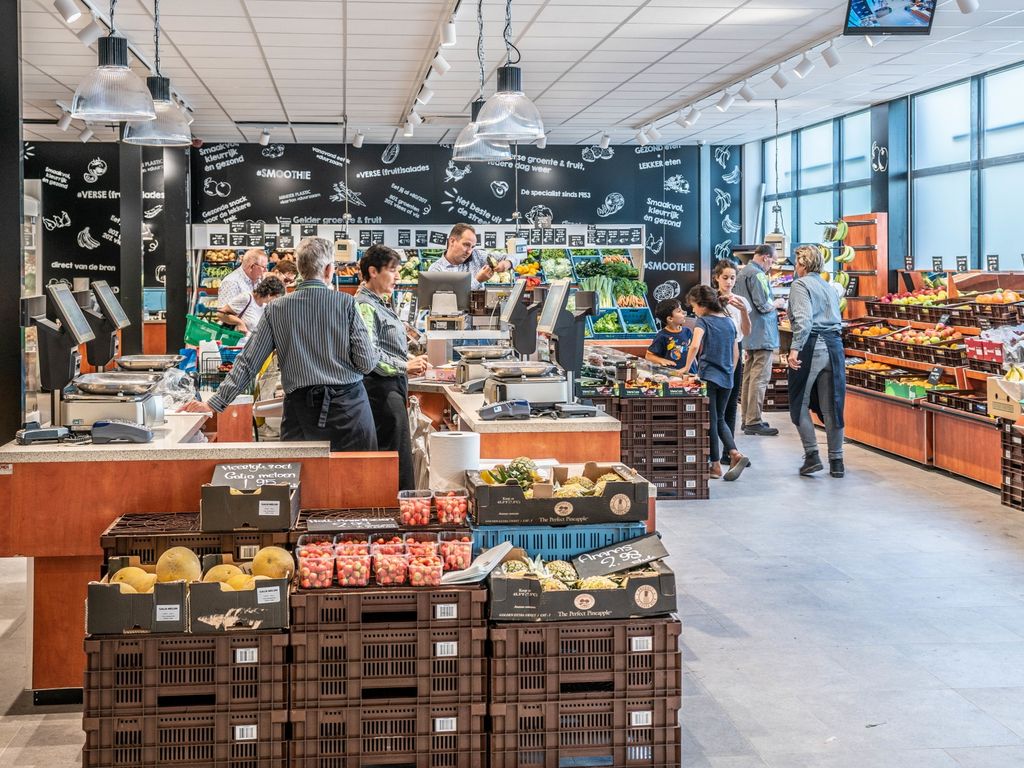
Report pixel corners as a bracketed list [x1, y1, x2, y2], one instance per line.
[0, 0, 23, 441]
[887, 97, 910, 290]
[163, 147, 188, 351]
[119, 139, 143, 354]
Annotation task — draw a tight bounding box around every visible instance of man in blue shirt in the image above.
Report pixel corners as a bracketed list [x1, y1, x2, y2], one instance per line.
[734, 244, 784, 436]
[427, 223, 519, 289]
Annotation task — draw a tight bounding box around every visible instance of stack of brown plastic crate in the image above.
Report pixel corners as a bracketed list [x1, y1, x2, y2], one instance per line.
[1000, 421, 1024, 510]
[287, 585, 489, 767]
[763, 359, 791, 412]
[83, 513, 291, 768]
[618, 396, 711, 499]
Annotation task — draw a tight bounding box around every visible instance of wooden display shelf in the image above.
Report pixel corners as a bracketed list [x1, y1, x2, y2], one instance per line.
[883, 317, 981, 336]
[929, 407, 1001, 487]
[840, 213, 888, 321]
[849, 350, 990, 384]
[844, 387, 931, 464]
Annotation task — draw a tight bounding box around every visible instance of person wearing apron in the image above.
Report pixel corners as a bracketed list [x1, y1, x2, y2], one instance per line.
[355, 245, 430, 490]
[185, 237, 380, 452]
[786, 245, 846, 477]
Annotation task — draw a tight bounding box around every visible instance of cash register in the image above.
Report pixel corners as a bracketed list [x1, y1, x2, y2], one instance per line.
[76, 280, 129, 370]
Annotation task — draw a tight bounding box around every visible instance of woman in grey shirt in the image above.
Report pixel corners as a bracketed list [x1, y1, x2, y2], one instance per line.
[786, 245, 846, 478]
[356, 245, 430, 490]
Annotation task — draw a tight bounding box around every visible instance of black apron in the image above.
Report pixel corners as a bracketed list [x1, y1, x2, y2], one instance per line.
[282, 382, 378, 452]
[787, 330, 846, 428]
[363, 372, 415, 491]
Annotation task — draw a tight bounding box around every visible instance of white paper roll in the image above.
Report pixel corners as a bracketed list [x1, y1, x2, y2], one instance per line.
[428, 431, 480, 491]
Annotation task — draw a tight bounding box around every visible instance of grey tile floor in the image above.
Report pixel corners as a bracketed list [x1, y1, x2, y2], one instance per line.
[0, 422, 1022, 766]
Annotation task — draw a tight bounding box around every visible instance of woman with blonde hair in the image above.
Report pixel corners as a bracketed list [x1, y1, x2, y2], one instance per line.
[787, 245, 846, 477]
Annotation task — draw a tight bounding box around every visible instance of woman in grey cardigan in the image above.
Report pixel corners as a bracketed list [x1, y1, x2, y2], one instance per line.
[786, 245, 846, 478]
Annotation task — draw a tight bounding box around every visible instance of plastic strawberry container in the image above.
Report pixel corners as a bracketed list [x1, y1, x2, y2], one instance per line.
[296, 534, 335, 589]
[398, 490, 433, 526]
[403, 532, 439, 559]
[407, 555, 443, 587]
[434, 489, 470, 525]
[372, 551, 409, 586]
[438, 532, 473, 572]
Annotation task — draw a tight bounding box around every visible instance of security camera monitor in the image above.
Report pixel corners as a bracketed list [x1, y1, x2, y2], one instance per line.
[47, 283, 95, 344]
[844, 0, 935, 35]
[537, 279, 570, 335]
[499, 278, 527, 325]
[91, 280, 131, 330]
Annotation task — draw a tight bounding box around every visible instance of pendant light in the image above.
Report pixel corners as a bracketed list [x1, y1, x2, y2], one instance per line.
[769, 99, 787, 238]
[476, 0, 544, 142]
[123, 0, 191, 145]
[452, 0, 511, 163]
[70, 0, 155, 122]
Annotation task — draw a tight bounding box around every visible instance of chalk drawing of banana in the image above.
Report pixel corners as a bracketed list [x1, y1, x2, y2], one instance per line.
[77, 227, 100, 250]
[714, 188, 732, 215]
[722, 165, 741, 184]
[721, 215, 741, 234]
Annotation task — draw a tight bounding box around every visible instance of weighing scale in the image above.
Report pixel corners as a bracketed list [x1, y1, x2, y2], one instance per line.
[455, 345, 514, 386]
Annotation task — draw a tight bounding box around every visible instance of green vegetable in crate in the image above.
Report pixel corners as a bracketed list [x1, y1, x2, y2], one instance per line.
[570, 248, 599, 256]
[398, 257, 420, 281]
[579, 276, 617, 308]
[545, 560, 578, 585]
[592, 311, 623, 334]
[627, 323, 654, 334]
[573, 259, 606, 279]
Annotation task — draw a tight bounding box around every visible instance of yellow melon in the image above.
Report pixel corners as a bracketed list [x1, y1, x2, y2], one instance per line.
[251, 546, 294, 579]
[203, 564, 243, 583]
[110, 566, 157, 593]
[217, 581, 235, 592]
[227, 573, 256, 591]
[116, 582, 137, 594]
[155, 547, 202, 583]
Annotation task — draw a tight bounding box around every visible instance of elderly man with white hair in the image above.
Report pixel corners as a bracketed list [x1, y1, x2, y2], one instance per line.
[217, 247, 269, 306]
[185, 237, 381, 451]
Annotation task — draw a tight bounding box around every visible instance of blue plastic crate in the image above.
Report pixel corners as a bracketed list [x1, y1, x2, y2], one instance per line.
[588, 308, 626, 338]
[470, 522, 648, 560]
[620, 306, 657, 337]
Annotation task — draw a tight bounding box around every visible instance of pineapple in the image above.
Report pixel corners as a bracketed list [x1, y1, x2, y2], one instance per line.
[555, 484, 585, 498]
[592, 480, 607, 497]
[577, 575, 619, 590]
[563, 475, 595, 490]
[502, 559, 531, 576]
[597, 472, 621, 483]
[545, 560, 578, 585]
[506, 457, 539, 489]
[540, 577, 568, 592]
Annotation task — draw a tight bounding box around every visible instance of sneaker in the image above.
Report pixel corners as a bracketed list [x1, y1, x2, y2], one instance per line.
[829, 459, 845, 478]
[800, 450, 823, 476]
[743, 423, 779, 436]
[723, 455, 750, 481]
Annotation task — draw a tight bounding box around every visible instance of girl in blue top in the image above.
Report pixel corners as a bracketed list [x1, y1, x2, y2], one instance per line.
[683, 285, 749, 482]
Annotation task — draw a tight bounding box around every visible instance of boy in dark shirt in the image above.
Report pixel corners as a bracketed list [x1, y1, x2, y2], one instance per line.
[646, 299, 694, 371]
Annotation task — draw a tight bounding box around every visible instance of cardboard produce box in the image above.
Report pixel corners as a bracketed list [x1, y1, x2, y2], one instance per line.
[86, 556, 187, 635]
[188, 555, 290, 634]
[987, 376, 1024, 420]
[468, 462, 649, 526]
[488, 545, 676, 622]
[200, 462, 301, 532]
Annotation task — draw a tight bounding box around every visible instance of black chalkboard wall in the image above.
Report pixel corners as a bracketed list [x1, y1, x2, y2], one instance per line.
[191, 142, 702, 299]
[709, 145, 743, 264]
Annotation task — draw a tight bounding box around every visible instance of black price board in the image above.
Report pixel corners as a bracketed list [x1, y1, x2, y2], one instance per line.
[986, 254, 1000, 272]
[276, 217, 292, 230]
[210, 462, 301, 490]
[927, 366, 943, 386]
[301, 224, 318, 237]
[415, 230, 428, 247]
[397, 229, 411, 247]
[932, 256, 944, 272]
[845, 275, 859, 298]
[229, 221, 247, 234]
[483, 231, 497, 249]
[503, 231, 517, 245]
[541, 228, 555, 245]
[247, 234, 263, 248]
[278, 234, 294, 249]
[571, 533, 669, 579]
[263, 233, 277, 250]
[229, 233, 248, 248]
[358, 230, 372, 248]
[592, 229, 608, 245]
[553, 228, 567, 245]
[247, 220, 265, 236]
[569, 234, 585, 248]
[903, 254, 915, 272]
[333, 230, 347, 242]
[429, 231, 448, 246]
[629, 228, 642, 244]
[371, 230, 385, 244]
[939, 313, 951, 326]
[209, 233, 228, 247]
[956, 255, 969, 272]
[529, 228, 543, 245]
[978, 317, 992, 330]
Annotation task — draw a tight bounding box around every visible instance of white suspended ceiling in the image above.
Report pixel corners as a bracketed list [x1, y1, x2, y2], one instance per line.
[19, 0, 1024, 146]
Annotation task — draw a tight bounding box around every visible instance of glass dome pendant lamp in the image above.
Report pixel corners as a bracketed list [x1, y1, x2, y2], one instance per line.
[123, 0, 190, 146]
[70, 0, 156, 122]
[475, 0, 544, 143]
[453, 0, 511, 163]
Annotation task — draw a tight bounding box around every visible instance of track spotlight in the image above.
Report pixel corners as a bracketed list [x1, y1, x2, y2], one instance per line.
[645, 124, 662, 142]
[76, 18, 104, 46]
[716, 91, 736, 112]
[684, 107, 701, 128]
[403, 121, 414, 137]
[353, 131, 364, 148]
[794, 53, 815, 79]
[410, 110, 423, 126]
[431, 53, 451, 76]
[54, 0, 82, 24]
[957, 0, 979, 13]
[636, 129, 650, 146]
[416, 85, 434, 105]
[536, 134, 547, 149]
[739, 81, 757, 102]
[771, 66, 789, 89]
[259, 128, 271, 146]
[441, 20, 457, 46]
[57, 110, 73, 131]
[599, 133, 610, 149]
[79, 125, 94, 143]
[822, 42, 841, 68]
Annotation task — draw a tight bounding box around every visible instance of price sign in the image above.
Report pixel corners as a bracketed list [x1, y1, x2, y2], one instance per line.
[483, 232, 497, 249]
[569, 234, 585, 248]
[276, 217, 292, 230]
[429, 231, 448, 246]
[300, 224, 318, 237]
[904, 254, 915, 272]
[845, 275, 859, 298]
[415, 230, 428, 247]
[229, 221, 247, 234]
[529, 228, 543, 245]
[572, 533, 669, 578]
[397, 229, 411, 247]
[978, 317, 992, 330]
[553, 228, 567, 245]
[932, 256, 944, 272]
[229, 233, 248, 248]
[938, 313, 951, 326]
[358, 231, 372, 248]
[956, 255, 968, 272]
[986, 254, 1000, 272]
[209, 233, 228, 247]
[927, 366, 943, 385]
[247, 220, 265, 236]
[277, 234, 294, 249]
[371, 230, 385, 244]
[247, 234, 263, 248]
[629, 227, 643, 244]
[333, 230, 347, 242]
[263, 233, 277, 250]
[541, 228, 555, 245]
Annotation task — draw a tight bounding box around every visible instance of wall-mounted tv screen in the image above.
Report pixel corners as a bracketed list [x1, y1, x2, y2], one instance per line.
[844, 0, 936, 35]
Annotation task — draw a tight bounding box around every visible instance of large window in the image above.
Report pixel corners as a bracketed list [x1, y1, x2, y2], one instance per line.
[761, 109, 872, 249]
[911, 62, 1024, 268]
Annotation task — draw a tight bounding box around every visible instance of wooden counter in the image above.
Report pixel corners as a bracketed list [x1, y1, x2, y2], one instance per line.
[843, 387, 932, 465]
[0, 425, 397, 694]
[925, 404, 1001, 487]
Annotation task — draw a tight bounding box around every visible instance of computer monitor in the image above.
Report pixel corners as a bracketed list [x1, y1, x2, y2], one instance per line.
[499, 278, 527, 325]
[418, 270, 472, 313]
[47, 283, 95, 345]
[143, 288, 167, 314]
[537, 279, 570, 335]
[91, 281, 131, 330]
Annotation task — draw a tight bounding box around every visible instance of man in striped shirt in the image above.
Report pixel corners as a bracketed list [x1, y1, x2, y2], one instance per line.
[185, 237, 381, 451]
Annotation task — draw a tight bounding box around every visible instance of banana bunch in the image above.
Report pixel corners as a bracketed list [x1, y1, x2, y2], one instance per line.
[1005, 365, 1024, 382]
[835, 272, 851, 290]
[817, 244, 832, 264]
[835, 245, 856, 264]
[822, 220, 849, 242]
